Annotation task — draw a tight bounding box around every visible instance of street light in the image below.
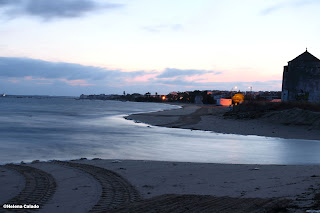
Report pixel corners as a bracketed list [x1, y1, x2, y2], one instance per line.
[231, 86, 237, 98]
[248, 86, 253, 100]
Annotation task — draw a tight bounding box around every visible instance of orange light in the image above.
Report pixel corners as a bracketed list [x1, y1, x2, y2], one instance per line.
[162, 96, 166, 100]
[232, 93, 244, 104]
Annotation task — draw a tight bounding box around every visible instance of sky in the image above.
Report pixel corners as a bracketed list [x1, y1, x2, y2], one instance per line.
[1, 0, 320, 96]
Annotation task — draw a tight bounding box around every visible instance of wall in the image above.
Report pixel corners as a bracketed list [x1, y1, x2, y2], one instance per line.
[282, 61, 320, 103]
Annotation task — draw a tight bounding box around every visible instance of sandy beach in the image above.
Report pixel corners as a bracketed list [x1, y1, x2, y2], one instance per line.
[126, 104, 320, 140]
[1, 159, 320, 212]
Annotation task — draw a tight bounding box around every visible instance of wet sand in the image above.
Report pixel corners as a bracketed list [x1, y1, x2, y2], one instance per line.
[126, 104, 320, 140]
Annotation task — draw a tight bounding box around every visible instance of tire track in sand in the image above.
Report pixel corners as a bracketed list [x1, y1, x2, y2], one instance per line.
[2, 164, 56, 212]
[53, 161, 141, 212]
[109, 194, 290, 213]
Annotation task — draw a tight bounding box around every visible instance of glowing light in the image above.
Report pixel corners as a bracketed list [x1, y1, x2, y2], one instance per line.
[162, 96, 166, 100]
[232, 93, 244, 104]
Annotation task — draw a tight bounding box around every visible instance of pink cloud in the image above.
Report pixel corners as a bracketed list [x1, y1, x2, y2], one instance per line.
[24, 76, 51, 81]
[124, 73, 158, 83]
[24, 76, 33, 80]
[7, 79, 20, 83]
[59, 78, 95, 86]
[9, 76, 95, 86]
[36, 82, 53, 85]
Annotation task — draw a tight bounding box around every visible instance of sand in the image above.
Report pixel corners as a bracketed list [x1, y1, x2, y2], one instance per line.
[126, 104, 320, 140]
[1, 159, 320, 212]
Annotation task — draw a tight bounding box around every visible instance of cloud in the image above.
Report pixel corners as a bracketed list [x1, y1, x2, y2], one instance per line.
[0, 57, 282, 96]
[0, 0, 16, 6]
[154, 79, 282, 91]
[59, 78, 95, 86]
[0, 0, 123, 20]
[142, 24, 183, 33]
[0, 59, 221, 86]
[0, 57, 150, 86]
[0, 57, 118, 80]
[261, 0, 319, 15]
[156, 68, 221, 78]
[155, 79, 205, 86]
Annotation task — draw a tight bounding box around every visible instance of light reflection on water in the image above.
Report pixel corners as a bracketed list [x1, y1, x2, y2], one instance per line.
[0, 97, 320, 165]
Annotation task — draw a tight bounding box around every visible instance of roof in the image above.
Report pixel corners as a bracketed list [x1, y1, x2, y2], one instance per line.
[290, 50, 320, 62]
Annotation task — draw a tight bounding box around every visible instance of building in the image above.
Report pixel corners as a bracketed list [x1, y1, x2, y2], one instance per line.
[216, 98, 232, 106]
[282, 49, 320, 102]
[194, 95, 203, 104]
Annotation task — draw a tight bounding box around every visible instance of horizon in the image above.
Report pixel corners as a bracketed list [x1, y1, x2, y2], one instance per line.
[1, 88, 282, 97]
[1, 0, 320, 96]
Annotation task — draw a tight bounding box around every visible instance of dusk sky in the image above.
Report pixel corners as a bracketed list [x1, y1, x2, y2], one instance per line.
[1, 0, 320, 96]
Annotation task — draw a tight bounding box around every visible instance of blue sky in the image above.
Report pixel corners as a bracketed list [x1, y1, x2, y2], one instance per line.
[1, 0, 320, 96]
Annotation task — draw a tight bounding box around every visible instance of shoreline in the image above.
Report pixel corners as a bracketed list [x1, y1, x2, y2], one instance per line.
[126, 104, 320, 140]
[2, 158, 320, 212]
[2, 102, 320, 212]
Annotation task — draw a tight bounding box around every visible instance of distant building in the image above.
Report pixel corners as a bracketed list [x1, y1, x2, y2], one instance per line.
[168, 91, 178, 96]
[259, 91, 281, 100]
[216, 98, 232, 106]
[80, 94, 88, 99]
[282, 49, 320, 102]
[194, 95, 203, 104]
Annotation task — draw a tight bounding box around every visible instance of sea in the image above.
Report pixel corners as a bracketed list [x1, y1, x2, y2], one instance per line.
[1, 96, 320, 165]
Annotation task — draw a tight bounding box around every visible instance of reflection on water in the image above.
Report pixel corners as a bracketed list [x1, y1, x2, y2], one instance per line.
[0, 97, 320, 165]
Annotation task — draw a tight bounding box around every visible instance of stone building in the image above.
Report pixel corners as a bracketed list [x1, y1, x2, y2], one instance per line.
[281, 49, 320, 102]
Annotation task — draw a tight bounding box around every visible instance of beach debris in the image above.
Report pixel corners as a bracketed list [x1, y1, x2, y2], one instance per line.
[142, 185, 154, 189]
[240, 191, 246, 196]
[250, 167, 260, 170]
[92, 158, 101, 160]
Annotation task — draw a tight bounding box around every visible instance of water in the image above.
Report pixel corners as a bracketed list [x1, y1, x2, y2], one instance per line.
[0, 97, 320, 165]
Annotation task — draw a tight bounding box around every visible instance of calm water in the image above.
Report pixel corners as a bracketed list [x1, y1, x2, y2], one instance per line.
[0, 97, 320, 165]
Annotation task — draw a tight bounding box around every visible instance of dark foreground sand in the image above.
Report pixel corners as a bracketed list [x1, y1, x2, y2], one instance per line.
[1, 159, 320, 212]
[126, 104, 320, 140]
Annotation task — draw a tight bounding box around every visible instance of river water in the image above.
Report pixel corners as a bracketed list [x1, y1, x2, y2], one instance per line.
[0, 97, 319, 165]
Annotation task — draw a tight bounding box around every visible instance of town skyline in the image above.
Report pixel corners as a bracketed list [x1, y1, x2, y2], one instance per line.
[1, 0, 320, 96]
